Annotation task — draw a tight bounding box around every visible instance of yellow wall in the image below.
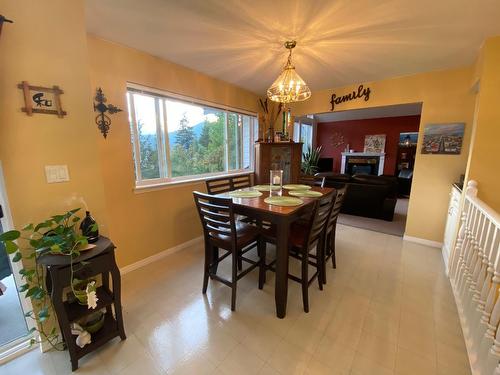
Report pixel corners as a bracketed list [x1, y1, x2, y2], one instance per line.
[466, 37, 500, 211]
[291, 67, 476, 242]
[87, 37, 260, 267]
[0, 0, 493, 263]
[0, 1, 109, 232]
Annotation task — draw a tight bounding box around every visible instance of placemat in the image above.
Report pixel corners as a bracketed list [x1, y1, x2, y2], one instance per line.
[228, 190, 263, 198]
[288, 190, 323, 197]
[264, 196, 304, 206]
[252, 185, 281, 191]
[282, 184, 312, 190]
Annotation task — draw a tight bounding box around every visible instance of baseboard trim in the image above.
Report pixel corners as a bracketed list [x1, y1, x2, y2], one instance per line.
[403, 234, 442, 248]
[120, 236, 203, 275]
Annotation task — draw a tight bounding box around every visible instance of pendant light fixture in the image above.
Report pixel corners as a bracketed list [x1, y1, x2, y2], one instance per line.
[267, 40, 311, 104]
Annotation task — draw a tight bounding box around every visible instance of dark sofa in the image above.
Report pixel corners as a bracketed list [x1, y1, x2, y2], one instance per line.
[316, 173, 398, 221]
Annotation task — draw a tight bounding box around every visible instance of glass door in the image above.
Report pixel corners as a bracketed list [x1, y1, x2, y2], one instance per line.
[293, 117, 315, 157]
[0, 164, 32, 363]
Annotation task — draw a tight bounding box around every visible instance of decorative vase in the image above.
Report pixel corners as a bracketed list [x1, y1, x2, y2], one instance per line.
[80, 310, 105, 334]
[80, 211, 99, 243]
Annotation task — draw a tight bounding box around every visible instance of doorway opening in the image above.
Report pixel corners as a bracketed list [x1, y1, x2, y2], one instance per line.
[309, 103, 423, 236]
[0, 162, 34, 363]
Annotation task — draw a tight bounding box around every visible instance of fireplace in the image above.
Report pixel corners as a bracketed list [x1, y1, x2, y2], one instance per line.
[341, 152, 385, 175]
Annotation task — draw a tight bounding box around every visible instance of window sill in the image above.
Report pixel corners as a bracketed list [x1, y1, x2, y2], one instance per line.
[133, 171, 254, 194]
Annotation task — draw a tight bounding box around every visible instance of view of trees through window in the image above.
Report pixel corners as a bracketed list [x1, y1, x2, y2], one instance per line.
[127, 90, 257, 185]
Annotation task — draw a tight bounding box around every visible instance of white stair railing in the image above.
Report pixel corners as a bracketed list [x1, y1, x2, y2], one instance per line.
[448, 180, 500, 375]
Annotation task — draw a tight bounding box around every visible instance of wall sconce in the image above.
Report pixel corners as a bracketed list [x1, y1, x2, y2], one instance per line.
[93, 87, 122, 138]
[0, 15, 14, 39]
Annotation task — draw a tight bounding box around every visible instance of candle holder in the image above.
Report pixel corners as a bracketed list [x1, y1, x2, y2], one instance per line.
[270, 170, 283, 195]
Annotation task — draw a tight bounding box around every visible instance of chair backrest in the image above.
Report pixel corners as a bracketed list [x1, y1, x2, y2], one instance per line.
[327, 187, 346, 231]
[232, 174, 252, 190]
[299, 175, 325, 187]
[206, 173, 252, 195]
[304, 192, 335, 251]
[206, 177, 233, 195]
[193, 191, 236, 244]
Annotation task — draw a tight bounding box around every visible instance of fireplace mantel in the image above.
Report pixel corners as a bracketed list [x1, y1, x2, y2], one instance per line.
[341, 152, 385, 175]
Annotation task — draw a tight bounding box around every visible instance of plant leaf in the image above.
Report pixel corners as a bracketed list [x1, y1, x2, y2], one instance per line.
[5, 240, 19, 254]
[12, 251, 22, 262]
[22, 223, 34, 231]
[0, 230, 20, 241]
[18, 283, 29, 292]
[50, 244, 61, 253]
[38, 307, 49, 322]
[26, 286, 45, 299]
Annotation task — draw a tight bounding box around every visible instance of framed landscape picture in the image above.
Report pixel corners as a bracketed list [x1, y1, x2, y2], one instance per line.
[421, 123, 465, 155]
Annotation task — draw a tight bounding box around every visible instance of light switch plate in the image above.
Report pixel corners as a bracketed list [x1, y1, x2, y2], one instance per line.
[45, 165, 70, 183]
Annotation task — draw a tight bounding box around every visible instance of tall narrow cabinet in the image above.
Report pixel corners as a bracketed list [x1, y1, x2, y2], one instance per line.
[254, 142, 303, 184]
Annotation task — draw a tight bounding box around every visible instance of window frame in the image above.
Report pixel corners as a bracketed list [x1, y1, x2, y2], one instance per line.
[293, 116, 316, 158]
[127, 83, 258, 188]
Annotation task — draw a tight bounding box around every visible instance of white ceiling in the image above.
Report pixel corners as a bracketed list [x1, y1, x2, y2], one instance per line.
[314, 103, 422, 123]
[86, 0, 500, 95]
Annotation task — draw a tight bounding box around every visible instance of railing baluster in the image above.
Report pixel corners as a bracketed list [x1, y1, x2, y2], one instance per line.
[464, 213, 488, 314]
[446, 180, 500, 375]
[471, 226, 498, 350]
[458, 205, 480, 298]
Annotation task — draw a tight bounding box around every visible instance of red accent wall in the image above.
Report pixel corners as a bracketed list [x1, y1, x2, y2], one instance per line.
[317, 115, 421, 175]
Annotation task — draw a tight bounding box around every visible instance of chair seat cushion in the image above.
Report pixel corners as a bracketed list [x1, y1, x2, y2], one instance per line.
[209, 222, 259, 249]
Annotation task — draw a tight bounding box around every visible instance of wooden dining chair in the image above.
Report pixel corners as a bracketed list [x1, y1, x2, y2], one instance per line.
[231, 174, 252, 190]
[298, 175, 325, 187]
[193, 191, 265, 311]
[263, 192, 335, 312]
[205, 173, 252, 195]
[323, 187, 346, 280]
[205, 176, 233, 195]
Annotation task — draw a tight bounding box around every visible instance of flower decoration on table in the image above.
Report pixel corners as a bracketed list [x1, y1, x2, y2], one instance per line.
[71, 278, 98, 309]
[85, 281, 98, 309]
[0, 208, 98, 350]
[70, 309, 105, 348]
[71, 322, 92, 348]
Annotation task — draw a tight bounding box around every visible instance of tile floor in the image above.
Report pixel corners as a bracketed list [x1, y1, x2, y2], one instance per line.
[1, 225, 471, 375]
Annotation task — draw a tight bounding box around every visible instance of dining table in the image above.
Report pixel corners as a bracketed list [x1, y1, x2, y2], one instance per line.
[218, 185, 335, 318]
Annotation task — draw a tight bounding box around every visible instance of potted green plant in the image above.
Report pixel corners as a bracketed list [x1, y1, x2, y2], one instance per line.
[301, 145, 323, 176]
[0, 208, 98, 349]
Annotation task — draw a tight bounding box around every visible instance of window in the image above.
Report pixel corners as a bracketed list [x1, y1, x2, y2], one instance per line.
[293, 119, 314, 157]
[127, 86, 258, 187]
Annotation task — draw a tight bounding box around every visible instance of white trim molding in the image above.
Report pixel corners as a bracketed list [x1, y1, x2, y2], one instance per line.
[403, 234, 443, 248]
[120, 236, 203, 275]
[341, 152, 386, 176]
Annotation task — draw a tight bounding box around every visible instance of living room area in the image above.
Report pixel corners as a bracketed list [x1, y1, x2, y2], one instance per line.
[308, 103, 423, 237]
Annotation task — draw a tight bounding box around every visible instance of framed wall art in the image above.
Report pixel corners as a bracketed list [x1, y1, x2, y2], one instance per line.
[364, 134, 386, 153]
[18, 81, 66, 118]
[421, 123, 465, 155]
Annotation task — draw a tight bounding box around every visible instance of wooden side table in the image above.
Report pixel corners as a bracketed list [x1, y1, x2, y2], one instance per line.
[39, 236, 126, 371]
